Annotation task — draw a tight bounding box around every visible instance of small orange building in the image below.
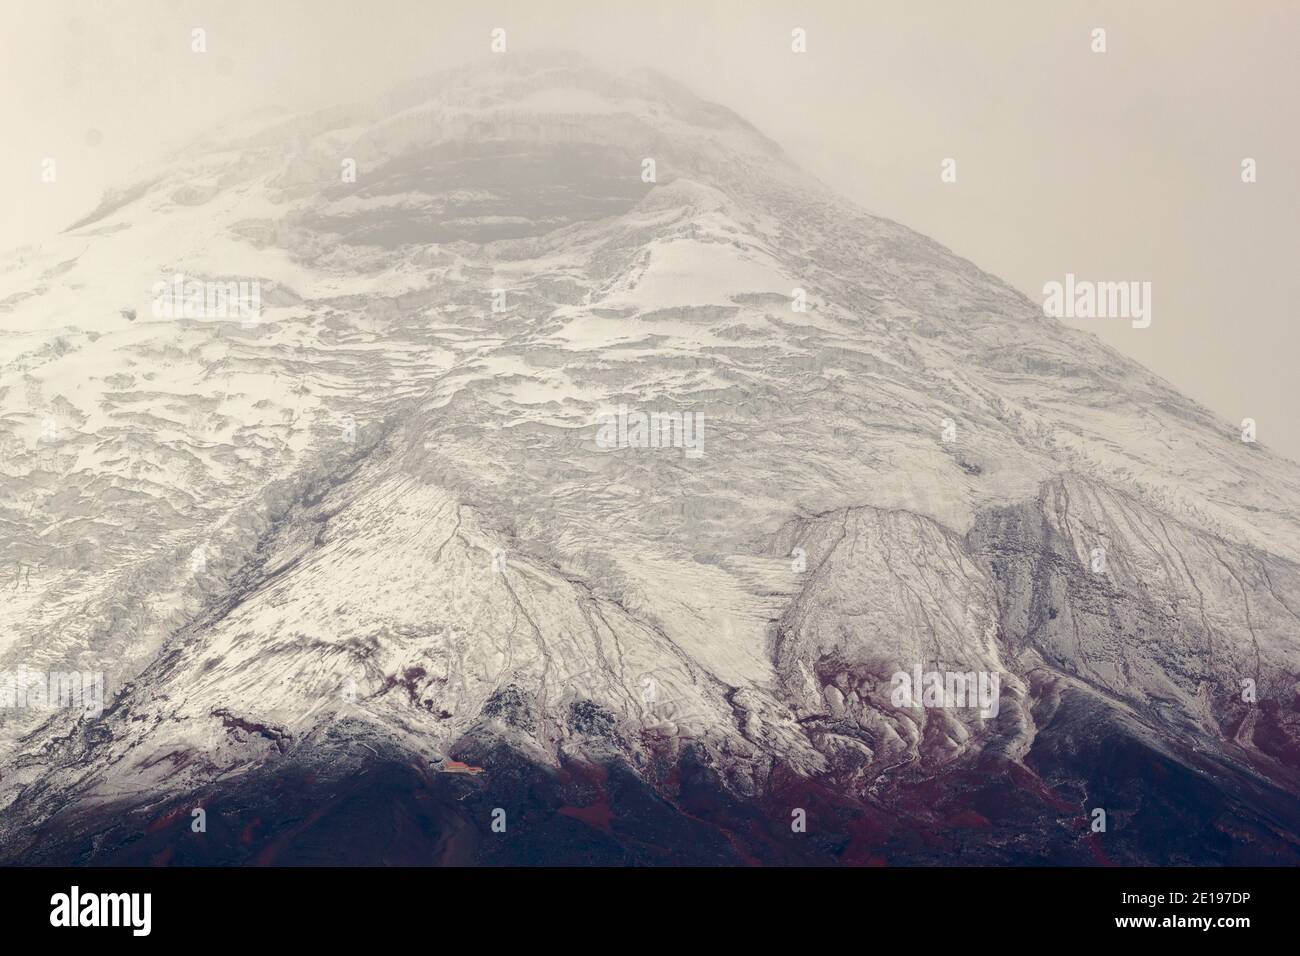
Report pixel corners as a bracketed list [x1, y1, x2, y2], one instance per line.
[440, 759, 485, 775]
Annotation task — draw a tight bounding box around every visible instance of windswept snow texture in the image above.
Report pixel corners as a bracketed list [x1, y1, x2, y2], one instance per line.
[1, 52, 1297, 865]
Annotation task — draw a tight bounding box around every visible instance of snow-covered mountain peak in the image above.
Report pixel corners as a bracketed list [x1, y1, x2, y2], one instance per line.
[1, 56, 1297, 865]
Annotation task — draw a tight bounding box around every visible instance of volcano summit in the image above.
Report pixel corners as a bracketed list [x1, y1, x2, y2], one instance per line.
[0, 52, 1297, 866]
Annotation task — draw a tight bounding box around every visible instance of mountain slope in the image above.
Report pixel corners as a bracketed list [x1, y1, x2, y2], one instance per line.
[1, 52, 1296, 865]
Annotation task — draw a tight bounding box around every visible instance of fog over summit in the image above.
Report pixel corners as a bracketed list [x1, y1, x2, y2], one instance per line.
[1, 51, 1297, 866]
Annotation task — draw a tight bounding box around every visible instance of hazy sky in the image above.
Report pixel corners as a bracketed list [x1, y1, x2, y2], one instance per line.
[2, 0, 1296, 459]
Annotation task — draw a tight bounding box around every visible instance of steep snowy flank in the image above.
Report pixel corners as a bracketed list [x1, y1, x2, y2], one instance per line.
[1, 52, 1296, 864]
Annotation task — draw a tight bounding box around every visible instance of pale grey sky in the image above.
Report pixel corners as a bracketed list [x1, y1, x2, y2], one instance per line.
[2, 0, 1296, 459]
